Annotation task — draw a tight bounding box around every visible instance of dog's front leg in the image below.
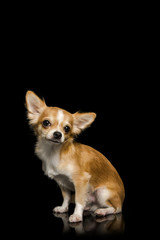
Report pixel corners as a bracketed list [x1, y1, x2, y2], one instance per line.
[69, 173, 90, 222]
[53, 186, 71, 213]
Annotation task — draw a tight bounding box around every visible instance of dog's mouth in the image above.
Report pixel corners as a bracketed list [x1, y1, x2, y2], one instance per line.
[46, 137, 69, 144]
[47, 138, 62, 144]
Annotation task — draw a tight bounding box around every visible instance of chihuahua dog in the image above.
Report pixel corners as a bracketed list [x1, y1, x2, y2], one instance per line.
[26, 91, 125, 223]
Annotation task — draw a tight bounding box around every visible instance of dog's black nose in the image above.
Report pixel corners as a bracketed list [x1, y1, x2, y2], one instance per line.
[53, 131, 62, 139]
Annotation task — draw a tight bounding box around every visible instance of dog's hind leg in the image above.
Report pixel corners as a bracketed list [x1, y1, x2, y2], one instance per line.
[94, 187, 122, 217]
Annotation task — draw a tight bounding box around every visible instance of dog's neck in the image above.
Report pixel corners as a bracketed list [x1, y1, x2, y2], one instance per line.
[35, 138, 62, 160]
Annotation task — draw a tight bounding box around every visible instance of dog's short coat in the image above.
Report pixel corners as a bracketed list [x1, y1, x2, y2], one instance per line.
[26, 91, 125, 222]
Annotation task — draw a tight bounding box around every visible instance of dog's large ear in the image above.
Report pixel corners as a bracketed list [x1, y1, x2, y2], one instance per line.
[25, 91, 46, 125]
[72, 112, 96, 135]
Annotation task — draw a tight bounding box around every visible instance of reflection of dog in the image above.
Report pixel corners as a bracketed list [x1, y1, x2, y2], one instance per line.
[53, 212, 125, 235]
[26, 91, 125, 223]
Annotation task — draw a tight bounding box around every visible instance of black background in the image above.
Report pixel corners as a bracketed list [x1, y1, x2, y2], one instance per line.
[3, 6, 152, 239]
[11, 72, 141, 239]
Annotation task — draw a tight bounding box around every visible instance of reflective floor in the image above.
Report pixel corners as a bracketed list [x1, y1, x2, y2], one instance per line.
[53, 211, 125, 236]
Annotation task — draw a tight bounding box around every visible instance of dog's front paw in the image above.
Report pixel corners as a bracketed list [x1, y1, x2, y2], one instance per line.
[69, 214, 82, 222]
[53, 206, 68, 213]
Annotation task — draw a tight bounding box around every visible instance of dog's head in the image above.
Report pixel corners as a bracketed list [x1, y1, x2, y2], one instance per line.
[25, 91, 96, 144]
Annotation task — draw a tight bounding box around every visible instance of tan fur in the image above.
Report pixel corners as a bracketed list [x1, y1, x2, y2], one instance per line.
[59, 142, 125, 211]
[25, 91, 125, 223]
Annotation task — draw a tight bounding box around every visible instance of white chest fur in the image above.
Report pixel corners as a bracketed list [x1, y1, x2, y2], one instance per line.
[35, 139, 61, 177]
[35, 139, 74, 191]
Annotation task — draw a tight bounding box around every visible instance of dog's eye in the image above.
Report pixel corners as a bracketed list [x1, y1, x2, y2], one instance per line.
[42, 120, 51, 128]
[64, 125, 70, 133]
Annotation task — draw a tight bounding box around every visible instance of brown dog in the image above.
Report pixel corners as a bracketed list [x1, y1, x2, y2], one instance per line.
[26, 91, 125, 222]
